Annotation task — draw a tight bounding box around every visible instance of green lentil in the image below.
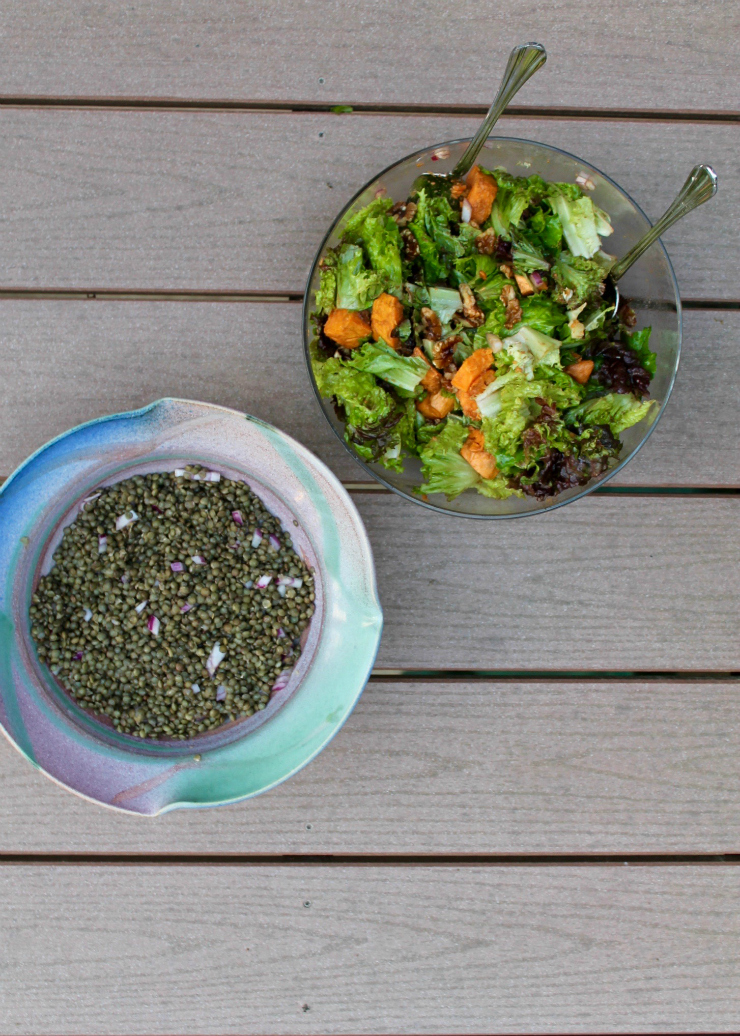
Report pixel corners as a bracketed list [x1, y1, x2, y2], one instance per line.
[30, 467, 315, 740]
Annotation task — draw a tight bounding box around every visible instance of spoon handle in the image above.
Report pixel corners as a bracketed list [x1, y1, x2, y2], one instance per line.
[610, 164, 718, 282]
[451, 43, 546, 180]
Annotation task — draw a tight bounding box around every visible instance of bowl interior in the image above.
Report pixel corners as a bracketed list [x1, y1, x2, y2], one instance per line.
[304, 136, 681, 518]
[0, 400, 382, 813]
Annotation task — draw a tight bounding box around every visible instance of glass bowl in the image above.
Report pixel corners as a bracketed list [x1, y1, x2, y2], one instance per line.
[0, 399, 382, 813]
[303, 136, 682, 518]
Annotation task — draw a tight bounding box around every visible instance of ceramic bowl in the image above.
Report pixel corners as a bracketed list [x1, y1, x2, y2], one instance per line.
[304, 136, 682, 518]
[0, 399, 382, 813]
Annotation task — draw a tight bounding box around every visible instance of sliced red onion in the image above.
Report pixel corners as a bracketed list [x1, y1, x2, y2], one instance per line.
[73, 651, 83, 661]
[191, 683, 201, 694]
[206, 642, 225, 677]
[201, 471, 221, 483]
[277, 584, 287, 597]
[251, 529, 263, 548]
[255, 575, 272, 589]
[83, 608, 93, 622]
[120, 573, 129, 585]
[228, 542, 240, 551]
[461, 198, 472, 223]
[135, 600, 148, 614]
[191, 555, 206, 565]
[174, 469, 186, 477]
[82, 492, 101, 506]
[432, 146, 450, 160]
[232, 510, 244, 526]
[98, 535, 107, 554]
[180, 603, 192, 614]
[272, 667, 294, 693]
[154, 579, 160, 588]
[148, 615, 160, 636]
[216, 684, 227, 701]
[151, 504, 163, 514]
[115, 510, 139, 531]
[244, 580, 253, 589]
[277, 627, 286, 638]
[268, 534, 281, 551]
[530, 271, 545, 290]
[170, 561, 184, 572]
[277, 575, 303, 589]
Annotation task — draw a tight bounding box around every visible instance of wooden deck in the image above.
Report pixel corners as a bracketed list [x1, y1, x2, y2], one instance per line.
[0, 4, 738, 1032]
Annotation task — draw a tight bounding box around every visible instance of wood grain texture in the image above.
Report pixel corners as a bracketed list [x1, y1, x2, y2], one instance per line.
[3, 681, 740, 855]
[0, 1, 736, 111]
[0, 110, 734, 296]
[2, 864, 740, 1034]
[362, 495, 739, 671]
[0, 302, 736, 487]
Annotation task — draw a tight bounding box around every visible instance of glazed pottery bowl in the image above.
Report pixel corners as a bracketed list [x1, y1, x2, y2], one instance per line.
[304, 136, 682, 518]
[0, 399, 382, 813]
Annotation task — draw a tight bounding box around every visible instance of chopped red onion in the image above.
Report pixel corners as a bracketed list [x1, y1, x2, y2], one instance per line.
[268, 534, 281, 551]
[201, 471, 221, 483]
[228, 542, 240, 551]
[277, 627, 286, 638]
[73, 651, 83, 661]
[98, 535, 107, 554]
[272, 667, 294, 693]
[174, 469, 186, 477]
[232, 510, 244, 526]
[206, 642, 225, 677]
[277, 584, 287, 597]
[180, 603, 192, 614]
[530, 271, 545, 290]
[151, 505, 163, 514]
[82, 492, 101, 506]
[115, 510, 139, 531]
[148, 615, 160, 636]
[432, 146, 450, 160]
[461, 199, 472, 223]
[135, 600, 148, 614]
[191, 555, 206, 565]
[255, 575, 272, 589]
[170, 561, 184, 572]
[191, 683, 201, 694]
[83, 608, 93, 622]
[120, 573, 129, 585]
[216, 684, 227, 702]
[278, 575, 303, 589]
[251, 529, 263, 548]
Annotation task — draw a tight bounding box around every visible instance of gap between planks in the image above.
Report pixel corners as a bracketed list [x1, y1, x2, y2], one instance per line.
[2, 853, 740, 866]
[0, 97, 737, 123]
[0, 289, 736, 310]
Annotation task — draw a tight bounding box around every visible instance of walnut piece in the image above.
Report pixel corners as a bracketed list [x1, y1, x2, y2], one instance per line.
[501, 284, 523, 329]
[391, 200, 418, 226]
[402, 228, 420, 259]
[420, 307, 442, 340]
[450, 181, 468, 199]
[459, 283, 485, 327]
[432, 335, 461, 370]
[475, 228, 498, 255]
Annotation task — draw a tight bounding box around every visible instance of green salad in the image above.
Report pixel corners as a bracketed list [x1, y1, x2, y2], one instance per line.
[309, 164, 658, 501]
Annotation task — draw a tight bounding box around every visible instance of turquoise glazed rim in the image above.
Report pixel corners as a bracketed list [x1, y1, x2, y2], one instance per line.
[0, 399, 383, 814]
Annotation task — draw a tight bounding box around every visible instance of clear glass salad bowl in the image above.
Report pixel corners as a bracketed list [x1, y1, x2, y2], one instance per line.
[303, 137, 682, 518]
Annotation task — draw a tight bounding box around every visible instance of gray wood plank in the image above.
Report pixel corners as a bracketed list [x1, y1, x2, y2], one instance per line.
[0, 302, 736, 487]
[2, 864, 740, 1034]
[0, 110, 734, 297]
[364, 495, 739, 671]
[3, 681, 740, 854]
[0, 1, 736, 112]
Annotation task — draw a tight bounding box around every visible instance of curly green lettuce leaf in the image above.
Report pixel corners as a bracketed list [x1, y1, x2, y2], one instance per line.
[428, 286, 462, 325]
[551, 251, 611, 307]
[409, 190, 446, 283]
[313, 356, 394, 430]
[484, 169, 548, 238]
[511, 233, 551, 274]
[481, 370, 583, 461]
[515, 295, 568, 337]
[567, 392, 658, 434]
[342, 197, 394, 240]
[342, 198, 403, 295]
[348, 340, 429, 393]
[622, 326, 656, 376]
[454, 252, 499, 285]
[474, 271, 511, 308]
[502, 325, 562, 379]
[314, 253, 337, 315]
[524, 207, 563, 255]
[548, 187, 614, 258]
[419, 419, 480, 499]
[472, 303, 507, 349]
[335, 243, 386, 310]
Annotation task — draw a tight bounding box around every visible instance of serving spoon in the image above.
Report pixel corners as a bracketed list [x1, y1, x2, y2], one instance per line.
[605, 164, 718, 315]
[413, 41, 547, 194]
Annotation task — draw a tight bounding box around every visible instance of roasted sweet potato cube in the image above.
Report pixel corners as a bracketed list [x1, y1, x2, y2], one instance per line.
[450, 347, 494, 393]
[565, 359, 595, 385]
[465, 165, 498, 224]
[412, 346, 443, 393]
[468, 369, 497, 397]
[455, 387, 481, 421]
[324, 308, 372, 349]
[371, 293, 404, 350]
[416, 390, 456, 421]
[461, 428, 498, 480]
